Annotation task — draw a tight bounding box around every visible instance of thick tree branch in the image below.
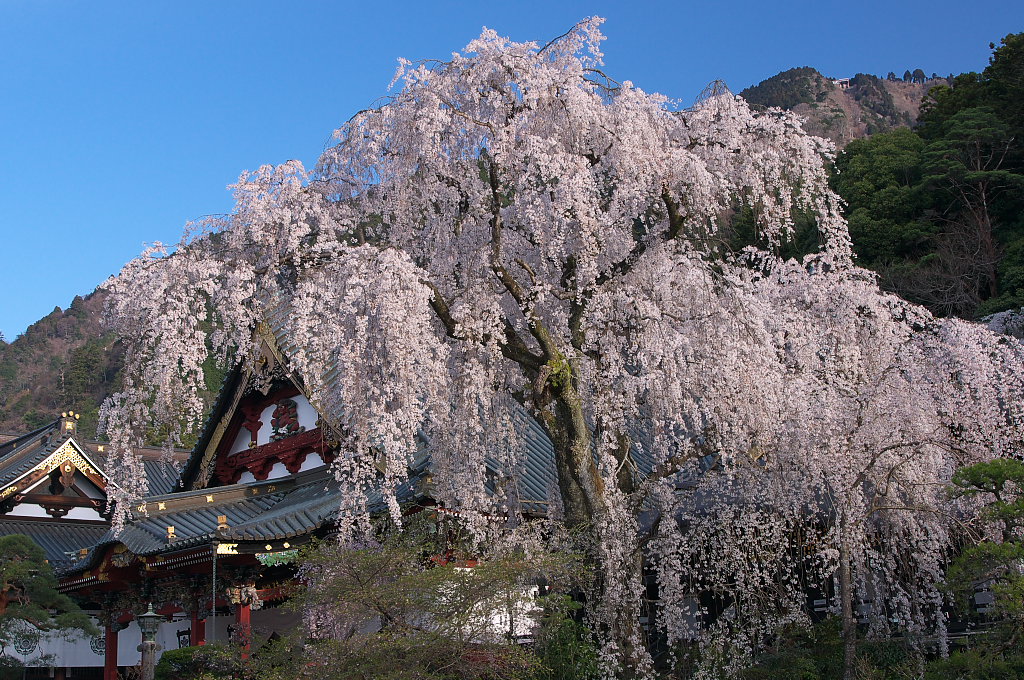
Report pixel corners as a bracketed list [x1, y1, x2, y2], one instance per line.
[425, 281, 543, 371]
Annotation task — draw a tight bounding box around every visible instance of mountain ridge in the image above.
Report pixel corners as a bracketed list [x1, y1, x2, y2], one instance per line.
[739, 67, 948, 147]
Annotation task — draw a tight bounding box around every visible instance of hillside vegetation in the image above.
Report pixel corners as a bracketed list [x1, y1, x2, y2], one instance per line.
[0, 290, 119, 438]
[834, 34, 1024, 319]
[740, 67, 946, 147]
[0, 288, 223, 443]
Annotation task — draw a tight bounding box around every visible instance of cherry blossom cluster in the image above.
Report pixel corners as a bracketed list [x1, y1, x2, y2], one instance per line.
[101, 19, 1024, 678]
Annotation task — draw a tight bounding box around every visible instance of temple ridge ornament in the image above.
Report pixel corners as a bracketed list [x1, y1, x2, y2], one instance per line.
[248, 354, 288, 396]
[37, 440, 98, 478]
[270, 398, 305, 441]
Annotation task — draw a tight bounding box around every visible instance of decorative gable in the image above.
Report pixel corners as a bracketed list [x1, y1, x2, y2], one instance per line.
[0, 437, 110, 521]
[185, 342, 335, 490]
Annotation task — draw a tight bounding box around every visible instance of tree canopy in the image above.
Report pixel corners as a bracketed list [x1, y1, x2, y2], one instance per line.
[835, 33, 1024, 319]
[0, 534, 95, 658]
[101, 20, 1024, 678]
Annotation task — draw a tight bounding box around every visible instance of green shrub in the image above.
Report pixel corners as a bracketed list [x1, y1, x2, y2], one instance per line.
[154, 644, 245, 680]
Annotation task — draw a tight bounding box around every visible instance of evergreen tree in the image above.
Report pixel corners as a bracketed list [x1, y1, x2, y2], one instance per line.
[0, 535, 95, 660]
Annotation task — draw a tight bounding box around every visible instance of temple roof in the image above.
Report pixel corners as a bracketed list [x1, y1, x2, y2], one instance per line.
[0, 519, 109, 570]
[0, 421, 65, 489]
[0, 416, 189, 575]
[63, 465, 425, 574]
[0, 418, 185, 497]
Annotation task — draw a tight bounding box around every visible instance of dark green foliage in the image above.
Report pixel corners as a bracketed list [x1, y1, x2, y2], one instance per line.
[833, 34, 1024, 319]
[154, 644, 246, 680]
[835, 128, 929, 263]
[531, 596, 600, 680]
[947, 459, 1024, 614]
[0, 534, 95, 652]
[740, 67, 831, 111]
[725, 205, 822, 261]
[734, 619, 916, 680]
[0, 657, 22, 680]
[930, 459, 1024, 676]
[261, 515, 589, 680]
[924, 646, 1024, 680]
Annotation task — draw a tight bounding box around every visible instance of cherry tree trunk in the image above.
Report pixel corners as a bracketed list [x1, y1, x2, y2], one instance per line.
[839, 526, 857, 680]
[541, 388, 653, 679]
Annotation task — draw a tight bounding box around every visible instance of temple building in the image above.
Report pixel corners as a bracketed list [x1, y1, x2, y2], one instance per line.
[0, 412, 183, 678]
[27, 319, 621, 677]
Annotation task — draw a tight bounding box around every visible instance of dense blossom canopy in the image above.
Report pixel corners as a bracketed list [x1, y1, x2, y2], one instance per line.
[101, 19, 1024, 678]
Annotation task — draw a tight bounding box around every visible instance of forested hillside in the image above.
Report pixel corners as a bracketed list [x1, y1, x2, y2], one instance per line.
[834, 33, 1024, 319]
[0, 288, 223, 441]
[740, 67, 946, 147]
[0, 290, 119, 438]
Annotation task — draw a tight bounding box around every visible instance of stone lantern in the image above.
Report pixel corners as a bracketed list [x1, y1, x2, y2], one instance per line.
[136, 604, 163, 680]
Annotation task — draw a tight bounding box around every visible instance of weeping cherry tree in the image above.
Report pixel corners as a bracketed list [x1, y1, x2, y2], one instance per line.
[100, 19, 1024, 678]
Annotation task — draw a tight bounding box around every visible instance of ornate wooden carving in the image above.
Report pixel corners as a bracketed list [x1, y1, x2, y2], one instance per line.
[214, 428, 332, 484]
[270, 399, 305, 441]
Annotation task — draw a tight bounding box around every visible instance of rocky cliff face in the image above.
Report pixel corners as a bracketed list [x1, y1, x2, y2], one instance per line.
[740, 68, 947, 148]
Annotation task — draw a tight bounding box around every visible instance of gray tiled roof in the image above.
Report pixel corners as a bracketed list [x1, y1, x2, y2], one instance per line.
[143, 459, 182, 496]
[0, 519, 108, 570]
[0, 421, 64, 488]
[66, 466, 378, 572]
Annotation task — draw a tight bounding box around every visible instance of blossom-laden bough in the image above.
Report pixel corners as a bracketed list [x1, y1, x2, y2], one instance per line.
[100, 18, 1024, 679]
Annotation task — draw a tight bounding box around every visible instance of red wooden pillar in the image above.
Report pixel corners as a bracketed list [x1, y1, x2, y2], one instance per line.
[191, 609, 206, 646]
[235, 601, 251, 657]
[103, 624, 119, 680]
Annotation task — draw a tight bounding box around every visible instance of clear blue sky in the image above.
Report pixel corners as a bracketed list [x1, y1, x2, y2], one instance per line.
[1, 0, 1021, 339]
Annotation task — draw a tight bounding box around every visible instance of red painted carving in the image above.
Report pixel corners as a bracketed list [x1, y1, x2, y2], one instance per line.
[270, 399, 305, 441]
[214, 428, 333, 485]
[239, 404, 264, 446]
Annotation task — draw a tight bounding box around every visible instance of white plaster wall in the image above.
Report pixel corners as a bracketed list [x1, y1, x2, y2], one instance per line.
[202, 614, 233, 646]
[294, 395, 317, 431]
[4, 627, 102, 667]
[11, 608, 308, 668]
[228, 428, 251, 455]
[298, 452, 326, 472]
[6, 503, 49, 518]
[256, 404, 276, 445]
[264, 462, 289, 480]
[256, 395, 317, 445]
[115, 619, 191, 667]
[3, 617, 187, 669]
[62, 506, 105, 521]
